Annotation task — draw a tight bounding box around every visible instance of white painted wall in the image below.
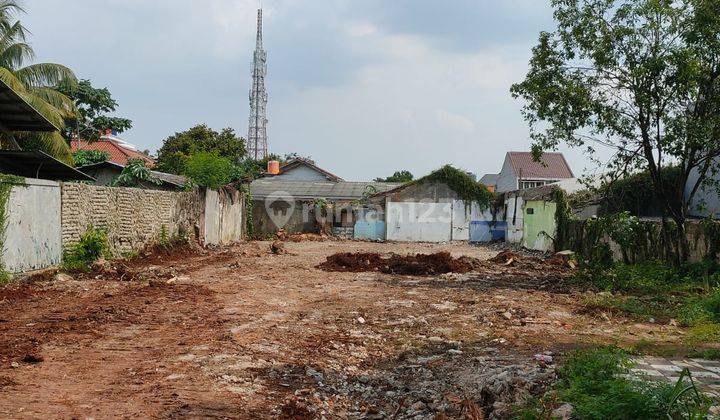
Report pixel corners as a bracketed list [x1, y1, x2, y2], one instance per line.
[505, 195, 524, 243]
[386, 202, 453, 242]
[3, 179, 61, 273]
[386, 200, 496, 242]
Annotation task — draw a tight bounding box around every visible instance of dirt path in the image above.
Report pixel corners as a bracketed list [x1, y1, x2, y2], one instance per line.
[0, 241, 685, 418]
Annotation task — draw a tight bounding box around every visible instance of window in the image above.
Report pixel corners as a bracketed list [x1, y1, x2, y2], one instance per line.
[526, 208, 534, 215]
[519, 180, 554, 189]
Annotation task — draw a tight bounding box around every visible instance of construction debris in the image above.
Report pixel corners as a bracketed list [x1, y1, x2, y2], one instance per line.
[317, 252, 480, 275]
[270, 240, 286, 255]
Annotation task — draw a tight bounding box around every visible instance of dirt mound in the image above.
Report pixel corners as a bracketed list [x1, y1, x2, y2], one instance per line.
[318, 252, 480, 275]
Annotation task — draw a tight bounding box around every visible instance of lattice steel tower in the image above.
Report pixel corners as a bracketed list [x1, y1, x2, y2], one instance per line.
[247, 8, 268, 160]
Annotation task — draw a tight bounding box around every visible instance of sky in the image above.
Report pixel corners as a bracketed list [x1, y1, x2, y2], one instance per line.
[23, 0, 612, 181]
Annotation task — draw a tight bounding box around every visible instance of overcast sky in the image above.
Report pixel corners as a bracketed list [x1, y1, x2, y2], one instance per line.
[23, 0, 611, 181]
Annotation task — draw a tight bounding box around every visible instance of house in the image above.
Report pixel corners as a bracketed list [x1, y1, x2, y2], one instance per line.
[250, 160, 398, 237]
[370, 166, 501, 243]
[262, 158, 343, 182]
[76, 161, 187, 190]
[71, 129, 155, 166]
[504, 178, 599, 251]
[483, 151, 574, 193]
[686, 161, 720, 218]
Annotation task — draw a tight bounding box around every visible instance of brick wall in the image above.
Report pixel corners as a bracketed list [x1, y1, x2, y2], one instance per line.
[61, 183, 204, 255]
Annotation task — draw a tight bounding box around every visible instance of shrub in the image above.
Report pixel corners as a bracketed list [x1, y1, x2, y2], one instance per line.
[112, 159, 161, 187]
[72, 150, 109, 167]
[183, 151, 232, 189]
[552, 347, 709, 419]
[63, 226, 111, 271]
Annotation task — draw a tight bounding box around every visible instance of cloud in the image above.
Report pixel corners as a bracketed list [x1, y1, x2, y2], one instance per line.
[20, 0, 607, 180]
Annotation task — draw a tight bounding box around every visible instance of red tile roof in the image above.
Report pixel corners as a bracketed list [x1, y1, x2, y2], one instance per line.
[507, 152, 574, 179]
[71, 139, 155, 167]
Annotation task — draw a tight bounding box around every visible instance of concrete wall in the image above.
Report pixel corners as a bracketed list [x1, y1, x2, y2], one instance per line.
[3, 179, 62, 273]
[505, 195, 525, 244]
[686, 160, 720, 218]
[522, 200, 557, 251]
[61, 183, 205, 255]
[204, 188, 244, 245]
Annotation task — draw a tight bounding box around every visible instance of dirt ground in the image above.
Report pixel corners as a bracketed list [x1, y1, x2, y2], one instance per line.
[0, 241, 686, 419]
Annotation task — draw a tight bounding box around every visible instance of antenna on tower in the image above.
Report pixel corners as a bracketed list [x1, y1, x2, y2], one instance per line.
[247, 7, 269, 160]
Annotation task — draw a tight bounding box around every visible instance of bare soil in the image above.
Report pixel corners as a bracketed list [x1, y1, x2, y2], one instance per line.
[0, 241, 686, 418]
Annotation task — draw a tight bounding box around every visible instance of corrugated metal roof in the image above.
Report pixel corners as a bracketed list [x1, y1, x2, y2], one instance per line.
[507, 152, 574, 179]
[250, 180, 402, 200]
[0, 150, 95, 181]
[0, 79, 57, 132]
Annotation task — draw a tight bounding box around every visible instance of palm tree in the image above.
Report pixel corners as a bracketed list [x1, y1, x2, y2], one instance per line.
[0, 1, 76, 162]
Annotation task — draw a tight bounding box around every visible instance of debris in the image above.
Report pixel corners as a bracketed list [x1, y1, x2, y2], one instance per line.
[501, 311, 513, 320]
[53, 273, 73, 282]
[270, 240, 285, 255]
[10, 362, 19, 368]
[318, 252, 479, 275]
[552, 403, 574, 420]
[357, 316, 366, 324]
[21, 353, 43, 364]
[534, 354, 553, 364]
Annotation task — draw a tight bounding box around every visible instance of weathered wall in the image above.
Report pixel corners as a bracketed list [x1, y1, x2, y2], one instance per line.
[252, 198, 316, 237]
[61, 183, 204, 255]
[504, 195, 525, 244]
[522, 200, 557, 251]
[495, 154, 518, 193]
[3, 179, 62, 273]
[204, 188, 244, 245]
[567, 218, 711, 264]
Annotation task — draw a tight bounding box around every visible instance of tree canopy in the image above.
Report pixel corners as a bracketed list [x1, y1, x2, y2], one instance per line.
[0, 1, 76, 162]
[155, 124, 246, 174]
[183, 152, 233, 190]
[511, 0, 720, 261]
[56, 79, 132, 141]
[375, 170, 414, 183]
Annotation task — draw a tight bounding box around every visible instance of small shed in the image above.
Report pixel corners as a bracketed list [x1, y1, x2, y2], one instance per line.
[371, 166, 499, 243]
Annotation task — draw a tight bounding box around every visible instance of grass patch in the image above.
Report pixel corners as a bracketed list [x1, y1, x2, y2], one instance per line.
[575, 262, 720, 345]
[515, 347, 712, 419]
[62, 226, 111, 271]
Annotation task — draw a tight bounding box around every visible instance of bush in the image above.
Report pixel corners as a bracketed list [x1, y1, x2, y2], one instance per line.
[72, 150, 109, 167]
[517, 347, 710, 419]
[183, 151, 232, 189]
[63, 226, 111, 271]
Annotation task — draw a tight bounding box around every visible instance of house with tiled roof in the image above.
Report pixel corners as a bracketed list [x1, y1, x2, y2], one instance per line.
[70, 130, 155, 167]
[482, 151, 574, 193]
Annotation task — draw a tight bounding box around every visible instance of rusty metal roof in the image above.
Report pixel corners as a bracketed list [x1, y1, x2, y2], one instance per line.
[507, 152, 574, 179]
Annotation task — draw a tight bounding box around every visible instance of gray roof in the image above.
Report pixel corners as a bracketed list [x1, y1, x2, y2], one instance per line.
[479, 173, 498, 185]
[250, 180, 402, 200]
[0, 79, 58, 132]
[76, 161, 187, 187]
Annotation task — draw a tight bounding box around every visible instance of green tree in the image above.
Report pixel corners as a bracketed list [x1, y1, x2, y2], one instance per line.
[72, 150, 109, 167]
[0, 1, 76, 162]
[56, 79, 132, 141]
[511, 0, 720, 263]
[375, 170, 414, 183]
[112, 159, 161, 188]
[156, 124, 246, 174]
[183, 152, 232, 189]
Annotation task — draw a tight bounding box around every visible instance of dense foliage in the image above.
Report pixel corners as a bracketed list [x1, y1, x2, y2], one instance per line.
[600, 167, 682, 217]
[156, 125, 246, 175]
[0, 1, 76, 162]
[56, 79, 132, 141]
[72, 150, 109, 167]
[419, 165, 494, 209]
[375, 170, 413, 183]
[183, 152, 232, 189]
[511, 0, 720, 262]
[112, 159, 161, 188]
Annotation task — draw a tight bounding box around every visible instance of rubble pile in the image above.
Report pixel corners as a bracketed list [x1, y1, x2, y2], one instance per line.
[318, 252, 480, 275]
[269, 348, 556, 419]
[319, 250, 576, 277]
